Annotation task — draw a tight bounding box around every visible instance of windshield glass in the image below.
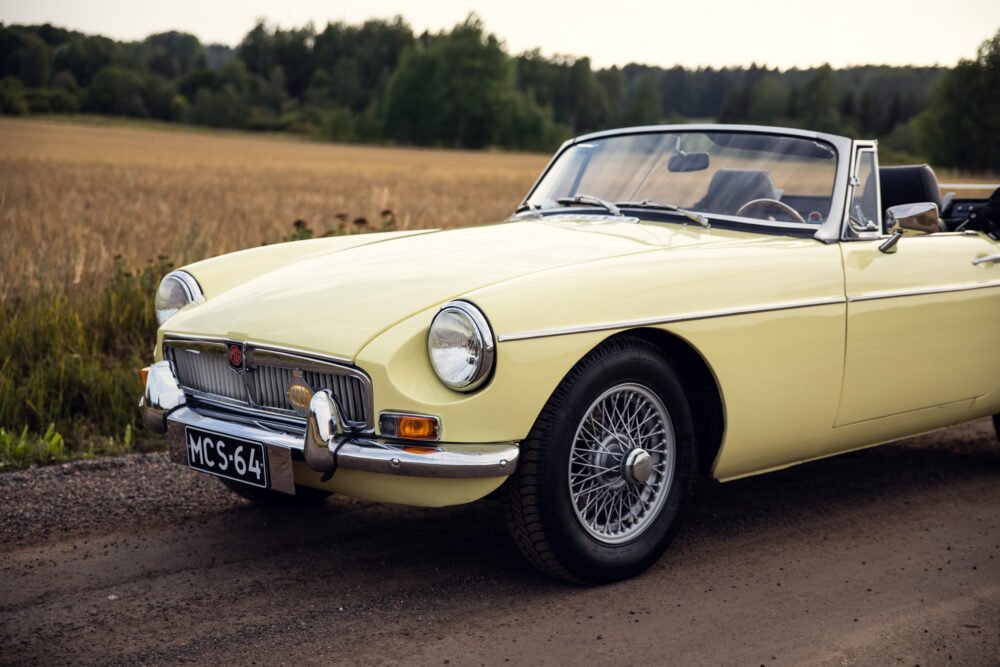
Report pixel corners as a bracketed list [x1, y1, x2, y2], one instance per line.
[527, 131, 839, 225]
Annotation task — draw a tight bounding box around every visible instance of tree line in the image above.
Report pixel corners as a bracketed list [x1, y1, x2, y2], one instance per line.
[0, 16, 996, 168]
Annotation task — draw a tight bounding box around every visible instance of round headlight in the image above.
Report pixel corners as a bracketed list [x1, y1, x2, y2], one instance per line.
[154, 271, 203, 326]
[427, 301, 495, 392]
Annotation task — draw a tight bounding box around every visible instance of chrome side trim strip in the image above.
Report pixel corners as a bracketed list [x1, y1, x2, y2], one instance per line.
[497, 297, 847, 342]
[847, 279, 1000, 303]
[499, 279, 1000, 343]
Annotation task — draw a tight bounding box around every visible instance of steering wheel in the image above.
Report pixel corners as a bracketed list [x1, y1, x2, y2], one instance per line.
[735, 198, 806, 224]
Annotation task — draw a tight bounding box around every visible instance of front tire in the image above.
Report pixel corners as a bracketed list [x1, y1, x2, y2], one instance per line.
[505, 336, 696, 584]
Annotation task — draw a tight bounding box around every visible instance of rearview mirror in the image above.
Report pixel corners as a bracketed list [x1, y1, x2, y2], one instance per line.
[886, 202, 942, 235]
[668, 152, 710, 173]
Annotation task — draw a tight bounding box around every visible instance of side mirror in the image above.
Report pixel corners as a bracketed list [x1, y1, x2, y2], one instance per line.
[886, 202, 942, 235]
[667, 152, 710, 173]
[880, 202, 941, 254]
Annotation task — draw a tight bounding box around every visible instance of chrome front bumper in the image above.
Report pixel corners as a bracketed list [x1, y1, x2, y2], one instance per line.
[142, 361, 519, 494]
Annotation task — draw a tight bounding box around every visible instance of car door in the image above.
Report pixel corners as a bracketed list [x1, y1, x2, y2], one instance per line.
[836, 147, 1000, 427]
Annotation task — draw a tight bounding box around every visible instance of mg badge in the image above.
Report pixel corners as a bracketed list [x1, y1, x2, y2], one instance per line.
[227, 343, 244, 370]
[287, 381, 314, 416]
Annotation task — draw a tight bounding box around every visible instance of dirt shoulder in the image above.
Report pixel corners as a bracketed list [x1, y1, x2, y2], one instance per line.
[2, 421, 999, 666]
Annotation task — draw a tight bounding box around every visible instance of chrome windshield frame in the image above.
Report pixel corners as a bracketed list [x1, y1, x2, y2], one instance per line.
[519, 124, 854, 243]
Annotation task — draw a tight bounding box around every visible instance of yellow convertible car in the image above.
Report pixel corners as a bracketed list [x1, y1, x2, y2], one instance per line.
[142, 124, 1000, 583]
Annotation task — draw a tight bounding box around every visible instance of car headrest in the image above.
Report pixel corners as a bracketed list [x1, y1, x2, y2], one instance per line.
[879, 165, 942, 218]
[696, 169, 777, 215]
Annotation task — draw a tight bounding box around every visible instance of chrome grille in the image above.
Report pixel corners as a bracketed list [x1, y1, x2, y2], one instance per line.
[249, 365, 369, 421]
[171, 347, 248, 402]
[165, 340, 372, 428]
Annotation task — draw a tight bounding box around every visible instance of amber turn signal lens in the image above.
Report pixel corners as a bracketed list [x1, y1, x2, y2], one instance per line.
[141, 367, 150, 387]
[379, 412, 441, 441]
[398, 416, 438, 440]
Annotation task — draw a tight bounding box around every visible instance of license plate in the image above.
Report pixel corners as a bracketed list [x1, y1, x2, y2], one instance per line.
[185, 426, 269, 489]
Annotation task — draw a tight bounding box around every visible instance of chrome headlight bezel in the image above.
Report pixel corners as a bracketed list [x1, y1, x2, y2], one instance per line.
[154, 270, 203, 326]
[427, 301, 496, 392]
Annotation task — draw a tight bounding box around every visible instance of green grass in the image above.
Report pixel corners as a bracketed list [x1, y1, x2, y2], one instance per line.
[0, 423, 137, 471]
[0, 258, 167, 469]
[0, 423, 65, 470]
[0, 223, 384, 470]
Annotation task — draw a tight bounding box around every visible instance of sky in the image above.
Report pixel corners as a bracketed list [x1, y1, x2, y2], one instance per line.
[2, 0, 999, 70]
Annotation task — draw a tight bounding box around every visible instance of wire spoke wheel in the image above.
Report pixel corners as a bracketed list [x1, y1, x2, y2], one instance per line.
[505, 336, 694, 583]
[568, 382, 675, 545]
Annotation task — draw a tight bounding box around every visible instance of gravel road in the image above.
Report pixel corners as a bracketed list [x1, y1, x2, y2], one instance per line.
[2, 420, 999, 666]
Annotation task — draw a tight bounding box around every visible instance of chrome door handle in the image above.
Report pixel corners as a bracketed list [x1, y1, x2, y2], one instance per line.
[972, 254, 1000, 266]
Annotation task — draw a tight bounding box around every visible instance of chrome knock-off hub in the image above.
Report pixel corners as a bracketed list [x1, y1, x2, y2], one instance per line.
[622, 448, 652, 485]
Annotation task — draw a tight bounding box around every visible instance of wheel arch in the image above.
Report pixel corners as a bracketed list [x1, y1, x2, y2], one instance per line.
[612, 327, 726, 477]
[505, 325, 720, 582]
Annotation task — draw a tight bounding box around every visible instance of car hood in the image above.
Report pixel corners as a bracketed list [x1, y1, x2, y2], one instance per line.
[163, 216, 743, 360]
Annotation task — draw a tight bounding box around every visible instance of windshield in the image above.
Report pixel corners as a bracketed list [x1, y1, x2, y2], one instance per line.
[526, 131, 839, 226]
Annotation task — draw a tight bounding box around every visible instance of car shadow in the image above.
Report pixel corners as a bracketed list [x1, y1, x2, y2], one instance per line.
[207, 423, 1000, 594]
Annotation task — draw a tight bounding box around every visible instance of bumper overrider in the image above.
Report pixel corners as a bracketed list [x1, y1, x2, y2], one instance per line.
[141, 361, 519, 496]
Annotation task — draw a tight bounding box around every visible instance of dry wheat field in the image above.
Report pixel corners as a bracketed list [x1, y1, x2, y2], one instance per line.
[2, 117, 997, 301]
[0, 118, 549, 300]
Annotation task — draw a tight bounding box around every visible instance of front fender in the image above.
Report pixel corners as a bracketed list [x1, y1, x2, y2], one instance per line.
[356, 306, 609, 444]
